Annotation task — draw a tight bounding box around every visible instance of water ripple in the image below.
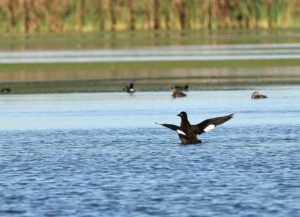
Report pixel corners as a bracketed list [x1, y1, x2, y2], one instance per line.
[1, 90, 300, 216]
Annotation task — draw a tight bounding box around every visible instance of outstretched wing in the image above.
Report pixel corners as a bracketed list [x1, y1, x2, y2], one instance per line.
[192, 114, 234, 135]
[156, 123, 188, 137]
[156, 123, 179, 131]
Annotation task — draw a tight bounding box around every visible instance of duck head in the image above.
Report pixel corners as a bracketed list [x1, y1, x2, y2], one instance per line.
[252, 91, 259, 98]
[177, 111, 188, 120]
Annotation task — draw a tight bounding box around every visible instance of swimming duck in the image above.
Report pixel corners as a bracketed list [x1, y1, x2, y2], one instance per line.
[172, 88, 187, 98]
[251, 91, 267, 99]
[123, 83, 135, 94]
[1, 87, 11, 93]
[156, 112, 233, 144]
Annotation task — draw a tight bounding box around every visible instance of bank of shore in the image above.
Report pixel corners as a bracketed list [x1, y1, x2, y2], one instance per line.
[1, 59, 300, 94]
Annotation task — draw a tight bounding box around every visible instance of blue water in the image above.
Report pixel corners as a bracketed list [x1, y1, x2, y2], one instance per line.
[0, 87, 300, 217]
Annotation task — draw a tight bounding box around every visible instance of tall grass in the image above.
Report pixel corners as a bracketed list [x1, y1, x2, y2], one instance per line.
[0, 0, 299, 33]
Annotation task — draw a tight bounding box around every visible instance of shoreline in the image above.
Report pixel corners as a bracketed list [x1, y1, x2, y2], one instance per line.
[1, 59, 300, 94]
[1, 79, 300, 94]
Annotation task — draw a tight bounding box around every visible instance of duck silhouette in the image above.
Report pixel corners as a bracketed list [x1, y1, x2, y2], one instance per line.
[172, 89, 186, 98]
[251, 91, 267, 99]
[1, 87, 11, 93]
[156, 112, 233, 144]
[123, 83, 135, 94]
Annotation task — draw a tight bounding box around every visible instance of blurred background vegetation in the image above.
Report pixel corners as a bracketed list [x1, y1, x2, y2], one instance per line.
[0, 0, 300, 33]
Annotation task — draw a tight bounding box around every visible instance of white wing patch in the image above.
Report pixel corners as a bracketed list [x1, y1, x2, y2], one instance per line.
[176, 129, 186, 136]
[204, 124, 215, 132]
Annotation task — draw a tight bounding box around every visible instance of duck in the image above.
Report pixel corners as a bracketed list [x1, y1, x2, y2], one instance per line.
[1, 87, 11, 93]
[251, 91, 267, 99]
[172, 88, 187, 98]
[156, 111, 233, 144]
[123, 83, 135, 94]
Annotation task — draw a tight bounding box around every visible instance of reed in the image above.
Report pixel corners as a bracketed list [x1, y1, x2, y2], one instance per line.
[0, 0, 298, 33]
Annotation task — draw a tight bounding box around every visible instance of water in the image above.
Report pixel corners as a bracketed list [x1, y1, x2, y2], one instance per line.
[2, 43, 300, 63]
[2, 29, 300, 51]
[0, 87, 300, 217]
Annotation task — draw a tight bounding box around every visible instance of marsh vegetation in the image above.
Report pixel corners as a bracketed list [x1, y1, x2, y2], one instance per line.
[0, 0, 299, 33]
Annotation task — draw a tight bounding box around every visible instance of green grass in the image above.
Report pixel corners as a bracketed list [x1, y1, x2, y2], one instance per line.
[1, 59, 300, 73]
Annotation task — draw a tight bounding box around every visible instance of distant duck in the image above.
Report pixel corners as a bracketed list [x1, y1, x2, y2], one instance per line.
[171, 84, 189, 92]
[251, 91, 267, 99]
[156, 111, 233, 144]
[172, 89, 186, 98]
[123, 83, 135, 94]
[172, 87, 187, 98]
[1, 87, 11, 93]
